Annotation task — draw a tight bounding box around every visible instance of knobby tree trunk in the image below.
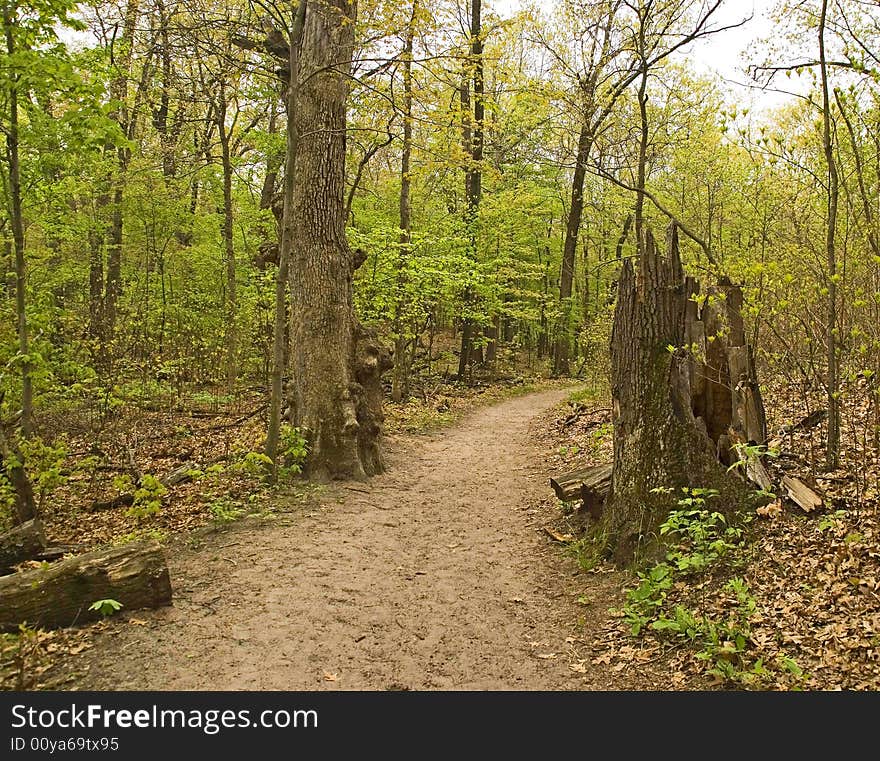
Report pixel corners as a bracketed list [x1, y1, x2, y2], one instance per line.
[601, 225, 763, 566]
[287, 0, 391, 481]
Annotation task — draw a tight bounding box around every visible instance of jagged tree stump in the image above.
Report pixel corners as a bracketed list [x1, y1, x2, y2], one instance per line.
[601, 224, 765, 566]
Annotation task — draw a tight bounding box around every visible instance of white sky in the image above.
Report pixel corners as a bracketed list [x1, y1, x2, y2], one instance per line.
[496, 0, 810, 114]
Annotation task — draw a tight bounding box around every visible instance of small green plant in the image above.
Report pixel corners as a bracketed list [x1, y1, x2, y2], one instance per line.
[566, 535, 604, 571]
[276, 425, 308, 480]
[117, 473, 167, 520]
[113, 528, 168, 545]
[89, 599, 123, 617]
[817, 509, 847, 532]
[208, 497, 244, 524]
[624, 562, 674, 635]
[235, 451, 274, 478]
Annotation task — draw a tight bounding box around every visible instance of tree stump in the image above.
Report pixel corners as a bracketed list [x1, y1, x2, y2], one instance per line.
[0, 540, 172, 631]
[601, 224, 764, 566]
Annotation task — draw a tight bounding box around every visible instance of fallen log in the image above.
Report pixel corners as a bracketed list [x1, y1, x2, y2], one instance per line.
[549, 463, 612, 519]
[0, 519, 46, 572]
[0, 540, 172, 631]
[549, 463, 613, 503]
[781, 476, 824, 513]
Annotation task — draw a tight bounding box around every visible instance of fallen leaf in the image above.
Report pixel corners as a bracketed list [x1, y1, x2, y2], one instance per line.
[543, 527, 574, 543]
[323, 672, 338, 682]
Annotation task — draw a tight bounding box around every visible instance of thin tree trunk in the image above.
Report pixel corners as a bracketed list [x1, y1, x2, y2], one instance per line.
[102, 0, 140, 357]
[3, 8, 31, 437]
[457, 0, 483, 382]
[392, 0, 418, 403]
[818, 0, 840, 470]
[554, 121, 592, 376]
[218, 85, 238, 393]
[634, 64, 649, 256]
[266, 0, 307, 477]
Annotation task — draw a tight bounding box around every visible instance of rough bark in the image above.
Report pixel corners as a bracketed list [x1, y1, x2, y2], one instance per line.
[0, 519, 45, 572]
[0, 540, 172, 632]
[286, 0, 389, 480]
[549, 463, 612, 517]
[602, 225, 759, 566]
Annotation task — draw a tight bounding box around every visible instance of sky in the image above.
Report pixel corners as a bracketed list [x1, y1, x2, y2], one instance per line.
[496, 0, 811, 114]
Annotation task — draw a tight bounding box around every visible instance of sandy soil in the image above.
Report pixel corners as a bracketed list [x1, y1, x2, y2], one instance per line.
[61, 388, 645, 691]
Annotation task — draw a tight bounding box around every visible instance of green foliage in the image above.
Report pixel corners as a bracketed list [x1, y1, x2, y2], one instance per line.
[112, 473, 167, 521]
[89, 599, 123, 617]
[621, 491, 804, 687]
[276, 425, 308, 481]
[0, 435, 67, 525]
[208, 497, 244, 524]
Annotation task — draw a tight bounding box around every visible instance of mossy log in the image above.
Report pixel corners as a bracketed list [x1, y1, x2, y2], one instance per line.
[0, 540, 172, 631]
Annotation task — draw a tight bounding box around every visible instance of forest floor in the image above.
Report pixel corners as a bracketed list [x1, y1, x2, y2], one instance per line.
[7, 379, 877, 691]
[34, 385, 669, 691]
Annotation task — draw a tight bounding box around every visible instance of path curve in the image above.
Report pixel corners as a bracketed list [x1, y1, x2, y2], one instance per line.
[66, 388, 621, 690]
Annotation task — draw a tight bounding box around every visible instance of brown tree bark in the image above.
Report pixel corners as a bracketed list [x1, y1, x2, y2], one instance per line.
[217, 82, 238, 393]
[0, 540, 172, 632]
[3, 7, 31, 437]
[392, 0, 418, 403]
[818, 0, 840, 470]
[286, 0, 391, 480]
[457, 0, 484, 382]
[266, 1, 306, 479]
[601, 225, 759, 566]
[553, 121, 592, 376]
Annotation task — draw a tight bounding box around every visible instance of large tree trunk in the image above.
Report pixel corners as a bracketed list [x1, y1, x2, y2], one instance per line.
[0, 540, 172, 632]
[287, 0, 390, 480]
[601, 225, 761, 566]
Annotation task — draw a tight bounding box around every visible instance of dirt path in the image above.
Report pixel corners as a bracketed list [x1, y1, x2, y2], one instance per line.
[63, 388, 634, 690]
